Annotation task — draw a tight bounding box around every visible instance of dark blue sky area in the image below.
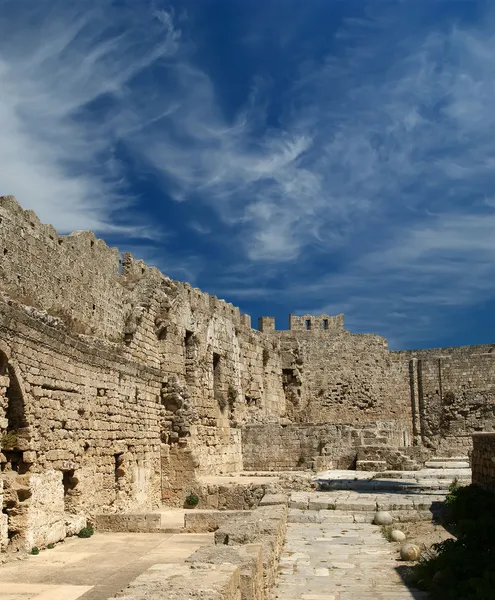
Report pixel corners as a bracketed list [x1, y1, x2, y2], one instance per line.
[1, 0, 494, 349]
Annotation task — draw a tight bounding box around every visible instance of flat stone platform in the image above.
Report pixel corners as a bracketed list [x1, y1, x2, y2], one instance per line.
[0, 531, 212, 600]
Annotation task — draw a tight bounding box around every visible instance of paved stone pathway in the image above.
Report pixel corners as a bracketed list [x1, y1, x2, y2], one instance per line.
[0, 532, 212, 600]
[275, 510, 428, 600]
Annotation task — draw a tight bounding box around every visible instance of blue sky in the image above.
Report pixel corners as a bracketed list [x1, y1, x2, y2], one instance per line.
[1, 0, 495, 349]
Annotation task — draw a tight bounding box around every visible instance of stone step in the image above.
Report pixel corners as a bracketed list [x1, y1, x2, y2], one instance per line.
[429, 456, 469, 462]
[315, 478, 469, 493]
[424, 460, 469, 469]
[356, 460, 387, 472]
[376, 468, 471, 480]
[290, 496, 444, 515]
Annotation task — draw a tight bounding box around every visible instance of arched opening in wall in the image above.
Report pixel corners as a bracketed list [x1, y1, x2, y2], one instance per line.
[1, 353, 29, 474]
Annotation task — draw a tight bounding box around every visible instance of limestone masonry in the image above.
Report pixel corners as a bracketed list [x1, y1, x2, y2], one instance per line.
[1, 194, 494, 553]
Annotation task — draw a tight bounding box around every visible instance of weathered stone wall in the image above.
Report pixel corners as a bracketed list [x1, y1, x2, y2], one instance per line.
[393, 345, 495, 453]
[0, 195, 125, 341]
[0, 307, 163, 550]
[242, 422, 411, 471]
[261, 316, 412, 432]
[472, 433, 495, 493]
[0, 196, 287, 549]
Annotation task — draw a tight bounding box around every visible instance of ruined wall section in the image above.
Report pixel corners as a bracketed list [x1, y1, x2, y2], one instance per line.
[0, 197, 287, 487]
[0, 305, 163, 550]
[120, 259, 287, 479]
[270, 329, 411, 433]
[0, 196, 126, 341]
[393, 345, 495, 454]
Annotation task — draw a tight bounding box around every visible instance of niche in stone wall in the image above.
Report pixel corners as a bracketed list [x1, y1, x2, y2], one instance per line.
[282, 368, 301, 407]
[213, 352, 227, 412]
[62, 469, 78, 513]
[114, 453, 125, 489]
[184, 330, 197, 384]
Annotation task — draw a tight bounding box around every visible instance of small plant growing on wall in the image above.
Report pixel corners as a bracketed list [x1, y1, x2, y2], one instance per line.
[30, 547, 40, 555]
[185, 493, 199, 508]
[77, 525, 94, 538]
[1, 430, 18, 449]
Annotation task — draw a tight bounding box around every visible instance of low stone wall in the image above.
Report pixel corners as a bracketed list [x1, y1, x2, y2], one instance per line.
[242, 422, 411, 471]
[196, 481, 276, 510]
[187, 545, 263, 600]
[107, 501, 288, 600]
[109, 563, 242, 600]
[472, 433, 495, 493]
[214, 503, 288, 598]
[94, 513, 162, 533]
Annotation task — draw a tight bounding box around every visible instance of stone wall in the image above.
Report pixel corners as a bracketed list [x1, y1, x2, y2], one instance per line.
[393, 345, 495, 453]
[0, 195, 287, 550]
[260, 316, 412, 431]
[1, 194, 495, 553]
[472, 433, 495, 493]
[242, 422, 411, 471]
[0, 307, 163, 550]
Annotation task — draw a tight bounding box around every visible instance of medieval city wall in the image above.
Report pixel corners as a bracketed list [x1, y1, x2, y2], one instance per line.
[261, 315, 412, 431]
[0, 196, 287, 550]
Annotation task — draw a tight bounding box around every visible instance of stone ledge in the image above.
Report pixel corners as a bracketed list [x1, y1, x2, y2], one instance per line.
[108, 563, 241, 600]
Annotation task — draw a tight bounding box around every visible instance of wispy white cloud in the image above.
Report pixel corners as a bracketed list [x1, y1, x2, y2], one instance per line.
[2, 1, 495, 346]
[0, 0, 178, 234]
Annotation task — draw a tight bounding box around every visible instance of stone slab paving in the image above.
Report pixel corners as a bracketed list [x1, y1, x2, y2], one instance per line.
[274, 510, 428, 600]
[0, 532, 212, 600]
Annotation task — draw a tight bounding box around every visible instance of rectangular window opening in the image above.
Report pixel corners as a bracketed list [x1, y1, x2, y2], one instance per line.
[322, 319, 329, 330]
[305, 319, 311, 330]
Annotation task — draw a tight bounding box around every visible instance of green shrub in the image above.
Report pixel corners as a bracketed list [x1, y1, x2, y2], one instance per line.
[412, 484, 495, 599]
[47, 543, 55, 549]
[77, 525, 94, 538]
[185, 493, 199, 507]
[30, 546, 40, 555]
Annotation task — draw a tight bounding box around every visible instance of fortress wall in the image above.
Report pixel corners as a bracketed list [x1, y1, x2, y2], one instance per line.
[275, 331, 412, 432]
[0, 195, 126, 341]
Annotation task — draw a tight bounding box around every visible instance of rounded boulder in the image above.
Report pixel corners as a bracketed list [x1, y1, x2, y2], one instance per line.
[373, 511, 393, 525]
[400, 543, 421, 561]
[390, 530, 406, 542]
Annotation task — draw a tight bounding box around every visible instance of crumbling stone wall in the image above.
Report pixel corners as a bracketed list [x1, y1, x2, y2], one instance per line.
[0, 306, 163, 550]
[260, 315, 412, 431]
[393, 345, 495, 453]
[0, 196, 287, 549]
[1, 194, 494, 553]
[242, 422, 410, 471]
